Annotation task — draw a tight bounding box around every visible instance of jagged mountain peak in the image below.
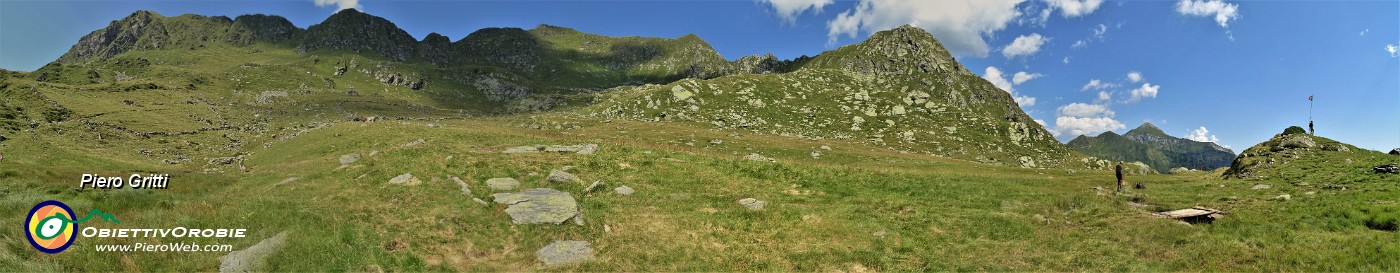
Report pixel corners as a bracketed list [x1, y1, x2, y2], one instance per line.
[299, 9, 418, 61]
[1126, 122, 1168, 137]
[802, 24, 967, 75]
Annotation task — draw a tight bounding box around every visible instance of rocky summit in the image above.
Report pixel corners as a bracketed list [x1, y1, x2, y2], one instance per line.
[1068, 122, 1235, 173]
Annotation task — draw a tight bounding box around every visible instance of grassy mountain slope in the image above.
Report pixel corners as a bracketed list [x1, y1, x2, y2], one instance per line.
[585, 26, 1073, 167]
[3, 10, 1398, 272]
[1069, 122, 1235, 172]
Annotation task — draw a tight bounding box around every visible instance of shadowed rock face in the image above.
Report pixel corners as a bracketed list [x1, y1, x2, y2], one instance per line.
[491, 188, 579, 224]
[298, 9, 420, 62]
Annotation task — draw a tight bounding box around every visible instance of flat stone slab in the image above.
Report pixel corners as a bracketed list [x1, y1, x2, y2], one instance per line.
[219, 231, 290, 273]
[339, 153, 360, 165]
[536, 240, 595, 267]
[738, 198, 767, 211]
[614, 185, 635, 196]
[546, 170, 580, 184]
[486, 177, 521, 191]
[503, 144, 599, 155]
[492, 188, 580, 224]
[388, 173, 421, 186]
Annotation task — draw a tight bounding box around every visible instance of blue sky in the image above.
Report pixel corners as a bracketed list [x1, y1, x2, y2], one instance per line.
[1, 0, 1397, 151]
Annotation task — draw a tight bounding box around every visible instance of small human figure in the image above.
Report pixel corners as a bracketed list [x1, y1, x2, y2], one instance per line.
[1115, 162, 1124, 192]
[1309, 120, 1315, 135]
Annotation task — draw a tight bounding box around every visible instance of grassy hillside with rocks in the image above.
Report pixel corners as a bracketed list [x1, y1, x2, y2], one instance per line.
[1, 10, 1397, 272]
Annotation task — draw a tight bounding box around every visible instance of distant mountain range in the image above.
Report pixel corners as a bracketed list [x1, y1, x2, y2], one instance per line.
[1067, 122, 1235, 172]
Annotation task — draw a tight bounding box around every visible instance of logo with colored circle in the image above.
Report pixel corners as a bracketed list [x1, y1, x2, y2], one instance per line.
[26, 200, 77, 254]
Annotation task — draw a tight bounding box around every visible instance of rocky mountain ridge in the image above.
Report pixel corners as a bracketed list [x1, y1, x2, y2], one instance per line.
[1068, 122, 1235, 172]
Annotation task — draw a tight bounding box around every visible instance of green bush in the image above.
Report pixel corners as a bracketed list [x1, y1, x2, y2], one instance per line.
[1283, 126, 1307, 135]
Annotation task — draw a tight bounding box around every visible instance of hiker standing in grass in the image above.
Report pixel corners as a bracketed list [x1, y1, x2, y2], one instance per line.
[1115, 162, 1124, 192]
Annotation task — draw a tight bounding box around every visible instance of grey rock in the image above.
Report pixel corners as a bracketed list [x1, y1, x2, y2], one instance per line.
[208, 157, 238, 165]
[1374, 164, 1400, 174]
[1251, 184, 1271, 190]
[219, 231, 290, 273]
[745, 153, 776, 163]
[1273, 194, 1292, 201]
[614, 185, 635, 196]
[737, 198, 767, 211]
[339, 153, 360, 165]
[452, 176, 472, 195]
[547, 170, 580, 184]
[486, 178, 521, 191]
[503, 144, 599, 154]
[492, 188, 580, 224]
[535, 240, 595, 267]
[388, 173, 421, 186]
[472, 198, 489, 205]
[1390, 148, 1400, 156]
[583, 181, 605, 193]
[402, 139, 426, 147]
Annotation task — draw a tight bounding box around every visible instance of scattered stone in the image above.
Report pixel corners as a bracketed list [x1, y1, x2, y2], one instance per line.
[503, 144, 599, 154]
[219, 231, 290, 273]
[388, 173, 421, 186]
[810, 150, 823, 159]
[547, 170, 580, 184]
[583, 181, 605, 193]
[451, 176, 472, 195]
[535, 240, 595, 267]
[1273, 194, 1292, 201]
[873, 230, 887, 238]
[486, 178, 521, 191]
[1251, 184, 1271, 190]
[473, 198, 489, 205]
[208, 157, 238, 165]
[709, 139, 724, 145]
[561, 166, 574, 171]
[492, 188, 580, 224]
[1374, 164, 1400, 174]
[820, 145, 832, 151]
[369, 150, 379, 156]
[1345, 158, 1353, 164]
[614, 186, 635, 196]
[402, 139, 426, 147]
[737, 198, 767, 211]
[1155, 207, 1221, 225]
[745, 153, 776, 163]
[339, 153, 360, 165]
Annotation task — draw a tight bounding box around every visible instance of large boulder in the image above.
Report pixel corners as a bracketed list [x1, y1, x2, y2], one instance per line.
[535, 240, 595, 267]
[546, 170, 580, 184]
[486, 177, 521, 191]
[219, 231, 290, 273]
[492, 188, 580, 224]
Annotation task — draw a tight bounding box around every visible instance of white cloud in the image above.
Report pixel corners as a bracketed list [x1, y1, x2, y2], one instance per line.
[1126, 71, 1143, 82]
[1176, 0, 1240, 28]
[1058, 102, 1114, 118]
[1081, 79, 1117, 91]
[1015, 96, 1037, 106]
[1388, 42, 1398, 57]
[1360, 29, 1369, 36]
[827, 0, 1026, 57]
[1095, 91, 1111, 103]
[1071, 40, 1087, 49]
[983, 66, 1038, 107]
[1092, 23, 1108, 39]
[1051, 103, 1124, 137]
[1047, 0, 1104, 18]
[1184, 126, 1220, 143]
[313, 0, 361, 11]
[982, 67, 1015, 92]
[1034, 119, 1047, 127]
[1126, 82, 1160, 103]
[1002, 33, 1048, 58]
[1012, 71, 1044, 84]
[761, 0, 835, 24]
[1063, 57, 1070, 64]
